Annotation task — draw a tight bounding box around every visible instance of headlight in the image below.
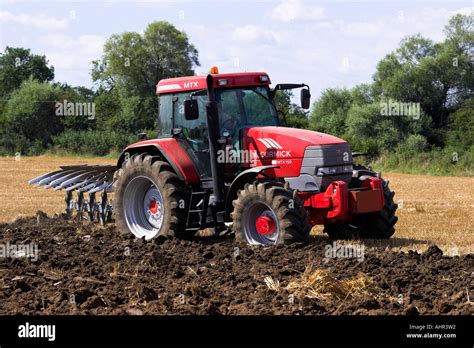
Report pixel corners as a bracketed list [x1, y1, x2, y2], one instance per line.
[316, 165, 353, 176]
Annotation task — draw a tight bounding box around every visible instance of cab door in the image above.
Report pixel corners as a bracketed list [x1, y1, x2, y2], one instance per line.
[173, 92, 212, 180]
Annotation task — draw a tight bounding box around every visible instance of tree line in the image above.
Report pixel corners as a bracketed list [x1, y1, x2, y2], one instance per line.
[309, 14, 472, 174]
[0, 16, 471, 174]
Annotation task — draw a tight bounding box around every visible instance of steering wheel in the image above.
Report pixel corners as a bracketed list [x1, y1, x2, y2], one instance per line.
[221, 117, 241, 137]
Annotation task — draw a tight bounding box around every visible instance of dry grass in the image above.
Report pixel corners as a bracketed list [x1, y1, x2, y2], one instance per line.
[264, 276, 281, 291]
[0, 156, 473, 254]
[0, 155, 114, 221]
[286, 264, 379, 301]
[312, 172, 474, 255]
[39, 266, 65, 281]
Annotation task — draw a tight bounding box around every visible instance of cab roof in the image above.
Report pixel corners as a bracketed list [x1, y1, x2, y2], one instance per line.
[156, 72, 271, 95]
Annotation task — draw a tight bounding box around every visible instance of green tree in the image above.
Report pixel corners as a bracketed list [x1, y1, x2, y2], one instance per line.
[447, 97, 474, 151]
[53, 83, 97, 131]
[0, 47, 54, 98]
[350, 83, 375, 106]
[372, 35, 442, 122]
[344, 100, 432, 153]
[309, 13, 472, 156]
[92, 21, 200, 133]
[1, 79, 62, 154]
[309, 88, 352, 136]
[373, 14, 473, 129]
[93, 88, 121, 131]
[274, 90, 309, 128]
[344, 103, 398, 153]
[440, 14, 474, 108]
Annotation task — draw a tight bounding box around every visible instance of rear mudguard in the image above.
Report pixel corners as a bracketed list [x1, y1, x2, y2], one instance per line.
[117, 138, 200, 184]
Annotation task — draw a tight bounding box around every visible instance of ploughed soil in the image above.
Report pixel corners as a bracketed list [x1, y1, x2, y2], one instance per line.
[0, 213, 472, 315]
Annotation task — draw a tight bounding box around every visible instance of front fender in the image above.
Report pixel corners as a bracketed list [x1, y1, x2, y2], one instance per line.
[224, 165, 278, 220]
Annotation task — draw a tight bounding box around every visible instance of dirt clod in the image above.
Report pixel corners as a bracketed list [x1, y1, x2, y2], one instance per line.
[424, 245, 443, 258]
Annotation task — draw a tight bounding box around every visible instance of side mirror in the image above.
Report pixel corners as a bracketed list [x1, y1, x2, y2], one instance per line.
[184, 99, 199, 120]
[301, 88, 311, 109]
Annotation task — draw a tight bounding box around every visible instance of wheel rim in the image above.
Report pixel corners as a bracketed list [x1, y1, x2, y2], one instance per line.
[123, 176, 164, 240]
[242, 202, 279, 245]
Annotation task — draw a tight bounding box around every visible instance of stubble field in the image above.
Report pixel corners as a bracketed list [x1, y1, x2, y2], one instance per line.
[0, 156, 472, 315]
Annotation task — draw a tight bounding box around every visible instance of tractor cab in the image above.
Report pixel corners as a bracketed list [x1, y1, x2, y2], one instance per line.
[156, 67, 310, 181]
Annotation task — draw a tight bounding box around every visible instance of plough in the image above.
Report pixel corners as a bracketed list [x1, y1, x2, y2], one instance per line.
[28, 165, 116, 224]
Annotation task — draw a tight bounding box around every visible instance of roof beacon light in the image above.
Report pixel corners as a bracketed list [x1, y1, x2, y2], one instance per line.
[210, 66, 219, 74]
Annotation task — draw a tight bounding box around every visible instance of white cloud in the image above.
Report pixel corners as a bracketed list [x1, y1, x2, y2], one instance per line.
[203, 5, 470, 100]
[2, 2, 467, 94]
[37, 34, 105, 86]
[451, 6, 473, 16]
[38, 34, 105, 56]
[232, 25, 279, 45]
[343, 22, 381, 36]
[268, 0, 324, 23]
[0, 11, 69, 30]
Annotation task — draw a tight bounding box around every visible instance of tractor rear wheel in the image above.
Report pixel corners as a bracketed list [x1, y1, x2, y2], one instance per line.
[113, 154, 188, 240]
[324, 177, 398, 240]
[231, 180, 310, 245]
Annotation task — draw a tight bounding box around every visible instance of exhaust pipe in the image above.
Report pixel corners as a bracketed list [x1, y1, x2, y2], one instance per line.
[205, 74, 224, 204]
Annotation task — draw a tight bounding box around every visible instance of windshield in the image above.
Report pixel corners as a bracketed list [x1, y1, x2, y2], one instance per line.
[215, 87, 279, 134]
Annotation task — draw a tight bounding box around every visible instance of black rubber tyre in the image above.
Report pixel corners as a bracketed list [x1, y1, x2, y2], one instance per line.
[113, 154, 188, 240]
[324, 178, 398, 240]
[231, 180, 311, 245]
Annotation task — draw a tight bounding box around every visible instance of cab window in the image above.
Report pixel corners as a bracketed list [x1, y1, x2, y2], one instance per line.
[173, 92, 209, 151]
[157, 94, 173, 137]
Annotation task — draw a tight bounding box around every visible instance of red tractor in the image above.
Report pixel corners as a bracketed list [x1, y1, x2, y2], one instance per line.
[30, 67, 398, 245]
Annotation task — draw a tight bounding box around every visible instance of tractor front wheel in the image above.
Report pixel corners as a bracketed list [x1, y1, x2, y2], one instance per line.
[231, 180, 310, 245]
[113, 154, 188, 240]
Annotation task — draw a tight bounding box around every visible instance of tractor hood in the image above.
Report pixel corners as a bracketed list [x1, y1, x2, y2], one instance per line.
[242, 126, 350, 177]
[243, 126, 346, 156]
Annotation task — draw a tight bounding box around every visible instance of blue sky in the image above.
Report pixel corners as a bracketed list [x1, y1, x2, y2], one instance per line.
[0, 0, 471, 99]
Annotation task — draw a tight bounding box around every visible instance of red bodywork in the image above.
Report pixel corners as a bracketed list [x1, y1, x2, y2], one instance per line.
[298, 178, 384, 225]
[242, 126, 346, 177]
[241, 126, 384, 223]
[157, 72, 271, 94]
[124, 138, 200, 184]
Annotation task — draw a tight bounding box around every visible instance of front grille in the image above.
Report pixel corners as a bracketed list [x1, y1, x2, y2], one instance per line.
[300, 143, 353, 191]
